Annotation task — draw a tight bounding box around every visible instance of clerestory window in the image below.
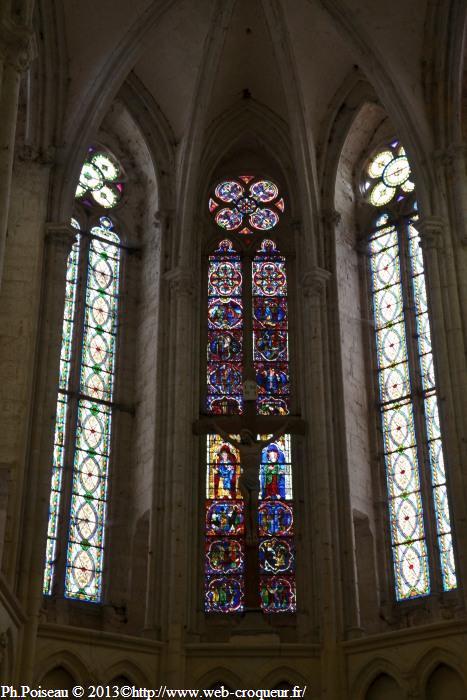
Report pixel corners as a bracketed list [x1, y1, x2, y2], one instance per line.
[43, 148, 125, 602]
[362, 143, 457, 600]
[202, 177, 296, 614]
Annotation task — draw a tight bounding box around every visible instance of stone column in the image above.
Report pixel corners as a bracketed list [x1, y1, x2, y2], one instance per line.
[18, 222, 76, 683]
[418, 215, 467, 607]
[301, 265, 345, 698]
[156, 265, 196, 685]
[0, 15, 36, 289]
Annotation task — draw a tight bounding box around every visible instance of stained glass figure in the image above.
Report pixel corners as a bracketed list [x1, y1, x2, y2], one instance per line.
[366, 145, 457, 599]
[258, 434, 296, 612]
[76, 148, 124, 209]
[207, 240, 243, 415]
[210, 177, 284, 233]
[253, 240, 289, 415]
[205, 435, 244, 612]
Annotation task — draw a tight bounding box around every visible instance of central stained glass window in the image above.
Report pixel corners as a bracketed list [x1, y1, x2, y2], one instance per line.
[204, 187, 296, 612]
[364, 143, 457, 600]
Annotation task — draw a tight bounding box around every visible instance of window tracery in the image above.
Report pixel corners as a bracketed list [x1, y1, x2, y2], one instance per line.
[363, 143, 457, 600]
[43, 149, 124, 602]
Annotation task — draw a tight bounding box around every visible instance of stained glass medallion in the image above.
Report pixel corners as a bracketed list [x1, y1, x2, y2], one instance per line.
[253, 240, 289, 415]
[205, 435, 245, 612]
[366, 144, 457, 599]
[207, 240, 243, 415]
[210, 177, 284, 234]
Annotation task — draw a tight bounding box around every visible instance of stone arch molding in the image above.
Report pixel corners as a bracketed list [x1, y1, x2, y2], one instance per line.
[350, 657, 407, 700]
[102, 660, 151, 688]
[194, 667, 243, 691]
[35, 650, 89, 686]
[414, 645, 467, 694]
[257, 666, 309, 690]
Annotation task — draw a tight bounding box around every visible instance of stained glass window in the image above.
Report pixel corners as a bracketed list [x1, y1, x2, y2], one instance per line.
[253, 240, 289, 416]
[75, 149, 124, 209]
[259, 434, 296, 612]
[205, 435, 245, 612]
[44, 148, 124, 602]
[207, 240, 243, 415]
[204, 219, 296, 612]
[365, 144, 457, 600]
[209, 176, 284, 236]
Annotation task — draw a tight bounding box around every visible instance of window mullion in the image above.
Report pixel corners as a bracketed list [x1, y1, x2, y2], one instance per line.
[398, 221, 441, 593]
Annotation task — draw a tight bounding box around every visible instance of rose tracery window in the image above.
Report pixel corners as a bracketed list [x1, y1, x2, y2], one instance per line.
[364, 143, 457, 600]
[43, 149, 125, 602]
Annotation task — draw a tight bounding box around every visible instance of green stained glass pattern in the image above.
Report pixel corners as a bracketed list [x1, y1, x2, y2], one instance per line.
[369, 225, 430, 600]
[64, 224, 120, 602]
[408, 223, 457, 591]
[43, 238, 80, 595]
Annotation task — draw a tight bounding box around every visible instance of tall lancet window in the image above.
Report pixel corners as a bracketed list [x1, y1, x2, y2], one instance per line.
[203, 177, 296, 614]
[43, 148, 125, 602]
[363, 143, 457, 600]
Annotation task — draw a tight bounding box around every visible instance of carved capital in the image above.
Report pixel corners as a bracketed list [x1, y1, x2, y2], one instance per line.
[164, 266, 194, 296]
[321, 208, 342, 227]
[301, 266, 331, 297]
[433, 143, 467, 168]
[45, 222, 78, 254]
[417, 216, 445, 251]
[154, 208, 173, 231]
[0, 18, 36, 72]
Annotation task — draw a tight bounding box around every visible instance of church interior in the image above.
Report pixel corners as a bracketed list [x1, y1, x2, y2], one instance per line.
[0, 0, 466, 697]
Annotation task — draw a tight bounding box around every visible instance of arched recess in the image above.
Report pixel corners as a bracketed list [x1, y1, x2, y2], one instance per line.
[258, 666, 309, 691]
[194, 667, 243, 691]
[103, 660, 150, 688]
[39, 667, 77, 691]
[425, 664, 465, 700]
[323, 96, 397, 631]
[201, 100, 297, 219]
[415, 646, 467, 698]
[35, 650, 89, 686]
[350, 658, 406, 700]
[365, 673, 403, 700]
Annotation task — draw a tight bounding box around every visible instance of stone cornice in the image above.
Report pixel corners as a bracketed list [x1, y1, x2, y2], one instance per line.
[0, 17, 36, 72]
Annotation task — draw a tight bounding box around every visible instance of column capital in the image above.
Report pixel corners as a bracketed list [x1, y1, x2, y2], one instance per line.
[164, 266, 194, 296]
[320, 208, 342, 227]
[45, 221, 78, 250]
[417, 216, 445, 251]
[301, 266, 331, 297]
[0, 18, 36, 72]
[433, 143, 466, 167]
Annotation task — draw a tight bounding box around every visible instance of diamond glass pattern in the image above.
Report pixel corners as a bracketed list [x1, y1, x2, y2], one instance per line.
[43, 234, 80, 595]
[369, 222, 429, 599]
[64, 221, 121, 601]
[408, 222, 457, 591]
